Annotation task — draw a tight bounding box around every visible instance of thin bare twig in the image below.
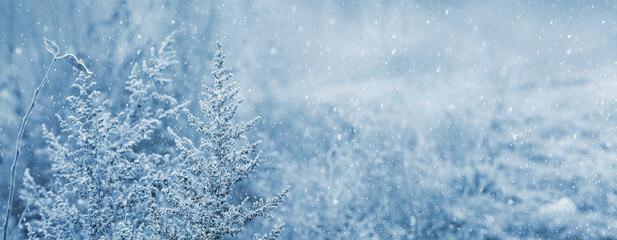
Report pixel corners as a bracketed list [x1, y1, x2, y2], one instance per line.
[3, 57, 57, 240]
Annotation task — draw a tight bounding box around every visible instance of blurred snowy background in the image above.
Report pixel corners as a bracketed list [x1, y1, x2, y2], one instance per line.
[3, 0, 617, 239]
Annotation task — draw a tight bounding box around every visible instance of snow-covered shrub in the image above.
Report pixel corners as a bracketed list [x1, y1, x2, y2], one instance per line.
[152, 42, 288, 240]
[19, 38, 288, 240]
[19, 35, 183, 239]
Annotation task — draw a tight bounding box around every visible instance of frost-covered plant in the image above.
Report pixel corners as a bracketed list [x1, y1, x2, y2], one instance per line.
[23, 74, 115, 239]
[153, 42, 288, 240]
[19, 38, 288, 240]
[123, 32, 181, 136]
[20, 35, 182, 239]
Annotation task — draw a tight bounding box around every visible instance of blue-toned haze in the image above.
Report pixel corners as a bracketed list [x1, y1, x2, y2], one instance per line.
[1, 1, 617, 239]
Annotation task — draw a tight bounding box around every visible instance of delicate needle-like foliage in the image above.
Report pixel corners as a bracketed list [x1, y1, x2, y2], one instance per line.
[154, 42, 288, 240]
